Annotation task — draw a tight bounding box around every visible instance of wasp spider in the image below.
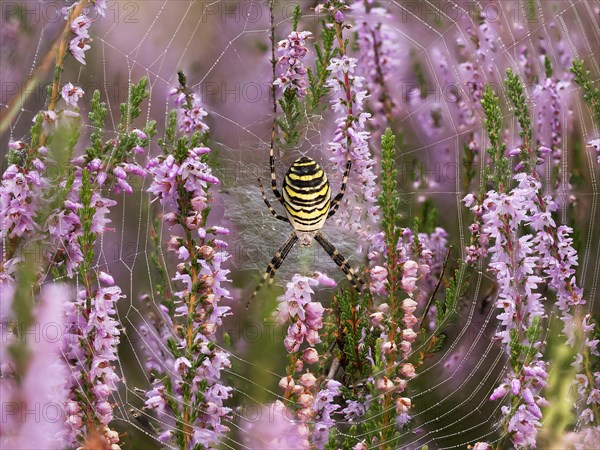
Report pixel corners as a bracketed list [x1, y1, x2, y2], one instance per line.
[250, 147, 365, 304]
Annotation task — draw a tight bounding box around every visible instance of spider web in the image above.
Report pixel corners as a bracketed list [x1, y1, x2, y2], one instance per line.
[2, 1, 600, 448]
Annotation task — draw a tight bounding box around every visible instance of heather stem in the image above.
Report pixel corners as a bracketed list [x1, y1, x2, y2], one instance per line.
[40, 0, 89, 148]
[269, 0, 278, 149]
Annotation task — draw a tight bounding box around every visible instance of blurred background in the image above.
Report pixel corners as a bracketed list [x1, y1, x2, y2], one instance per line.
[1, 1, 599, 448]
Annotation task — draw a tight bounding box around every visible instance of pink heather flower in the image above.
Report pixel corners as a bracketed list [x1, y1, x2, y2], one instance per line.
[274, 30, 313, 98]
[142, 117, 232, 447]
[471, 443, 492, 450]
[376, 377, 395, 392]
[381, 340, 397, 354]
[399, 363, 416, 378]
[91, 0, 107, 16]
[302, 348, 319, 364]
[69, 36, 91, 65]
[63, 281, 124, 444]
[313, 271, 337, 287]
[402, 260, 419, 277]
[401, 298, 418, 314]
[210, 226, 230, 235]
[1, 163, 47, 242]
[304, 302, 324, 329]
[588, 139, 600, 163]
[312, 380, 342, 446]
[400, 276, 418, 294]
[279, 377, 295, 391]
[146, 155, 180, 208]
[98, 271, 115, 286]
[490, 384, 509, 401]
[324, 46, 379, 249]
[175, 92, 209, 134]
[40, 109, 58, 129]
[70, 14, 92, 37]
[402, 328, 418, 342]
[174, 357, 192, 373]
[299, 373, 317, 388]
[191, 146, 211, 156]
[61, 82, 84, 106]
[327, 55, 358, 76]
[145, 386, 166, 411]
[370, 311, 385, 327]
[370, 265, 388, 295]
[395, 397, 412, 414]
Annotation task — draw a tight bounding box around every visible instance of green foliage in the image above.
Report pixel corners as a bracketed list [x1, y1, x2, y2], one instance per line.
[86, 79, 155, 170]
[570, 59, 600, 129]
[119, 77, 150, 129]
[76, 169, 97, 292]
[544, 55, 553, 79]
[292, 5, 301, 31]
[307, 20, 337, 110]
[29, 112, 44, 153]
[277, 89, 302, 145]
[505, 69, 532, 145]
[378, 129, 401, 251]
[149, 215, 174, 315]
[89, 90, 107, 156]
[435, 266, 465, 328]
[480, 84, 509, 190]
[506, 69, 545, 177]
[509, 316, 542, 371]
[419, 198, 438, 234]
[332, 290, 373, 384]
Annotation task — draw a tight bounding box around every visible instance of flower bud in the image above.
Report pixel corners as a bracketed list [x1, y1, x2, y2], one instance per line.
[279, 377, 295, 392]
[299, 372, 317, 388]
[198, 245, 215, 260]
[376, 377, 395, 392]
[298, 393, 313, 407]
[174, 357, 192, 373]
[302, 348, 319, 364]
[399, 340, 411, 354]
[401, 298, 418, 313]
[163, 212, 178, 226]
[371, 311, 385, 327]
[191, 196, 208, 212]
[401, 328, 417, 342]
[395, 397, 411, 414]
[381, 340, 397, 354]
[399, 363, 416, 378]
[403, 260, 419, 278]
[297, 407, 314, 421]
[305, 329, 321, 346]
[98, 271, 115, 286]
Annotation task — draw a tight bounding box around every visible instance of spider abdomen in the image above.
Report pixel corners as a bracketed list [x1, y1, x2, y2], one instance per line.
[282, 156, 331, 231]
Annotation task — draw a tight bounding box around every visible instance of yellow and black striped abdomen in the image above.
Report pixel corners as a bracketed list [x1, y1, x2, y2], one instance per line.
[282, 157, 331, 231]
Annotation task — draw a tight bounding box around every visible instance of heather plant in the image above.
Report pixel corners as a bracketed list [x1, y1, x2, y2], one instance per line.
[1, 1, 600, 449]
[141, 72, 233, 448]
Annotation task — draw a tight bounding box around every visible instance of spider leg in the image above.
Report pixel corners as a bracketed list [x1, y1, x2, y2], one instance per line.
[248, 232, 299, 307]
[258, 177, 289, 222]
[314, 231, 365, 293]
[270, 146, 285, 206]
[328, 158, 352, 218]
